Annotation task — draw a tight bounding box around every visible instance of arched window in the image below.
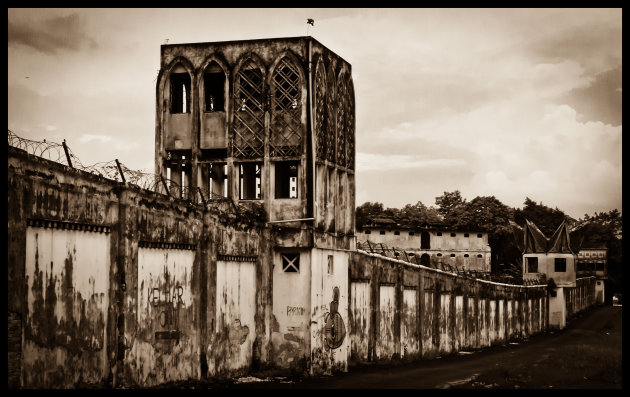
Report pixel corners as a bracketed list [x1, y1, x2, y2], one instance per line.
[421, 231, 430, 249]
[315, 61, 327, 161]
[170, 63, 191, 114]
[345, 79, 355, 170]
[270, 56, 303, 157]
[233, 58, 264, 159]
[203, 62, 225, 112]
[420, 253, 430, 267]
[336, 77, 347, 167]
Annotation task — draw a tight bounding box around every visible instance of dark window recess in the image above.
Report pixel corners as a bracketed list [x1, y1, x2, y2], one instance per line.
[239, 163, 261, 200]
[420, 253, 430, 266]
[275, 161, 298, 198]
[464, 254, 469, 258]
[282, 253, 300, 272]
[554, 258, 567, 272]
[365, 230, 371, 234]
[327, 255, 334, 274]
[577, 262, 585, 271]
[477, 254, 483, 258]
[450, 232, 456, 237]
[379, 230, 386, 235]
[204, 71, 225, 112]
[170, 72, 191, 114]
[596, 263, 605, 271]
[394, 231, 400, 235]
[409, 232, 415, 236]
[527, 257, 538, 273]
[436, 232, 442, 236]
[437, 253, 442, 257]
[477, 233, 482, 238]
[464, 233, 469, 238]
[450, 254, 456, 258]
[421, 231, 430, 249]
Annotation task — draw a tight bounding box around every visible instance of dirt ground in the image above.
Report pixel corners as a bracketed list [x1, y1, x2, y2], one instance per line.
[219, 305, 622, 389]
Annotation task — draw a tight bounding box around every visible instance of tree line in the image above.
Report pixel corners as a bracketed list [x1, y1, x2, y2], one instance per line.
[356, 192, 622, 296]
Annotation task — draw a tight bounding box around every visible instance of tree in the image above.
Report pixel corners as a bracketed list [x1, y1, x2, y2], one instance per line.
[578, 209, 622, 301]
[435, 190, 466, 223]
[355, 202, 384, 229]
[513, 197, 567, 236]
[399, 201, 443, 226]
[449, 195, 516, 271]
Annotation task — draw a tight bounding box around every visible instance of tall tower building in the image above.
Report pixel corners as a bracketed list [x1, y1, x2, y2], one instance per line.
[155, 37, 356, 372]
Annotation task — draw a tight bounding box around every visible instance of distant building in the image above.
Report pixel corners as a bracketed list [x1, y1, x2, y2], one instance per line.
[358, 218, 491, 272]
[577, 244, 607, 302]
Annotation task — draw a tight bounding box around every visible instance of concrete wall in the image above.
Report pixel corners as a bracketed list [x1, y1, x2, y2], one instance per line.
[348, 251, 549, 364]
[8, 147, 275, 388]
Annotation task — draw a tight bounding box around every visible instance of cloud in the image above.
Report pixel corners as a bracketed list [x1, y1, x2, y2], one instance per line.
[8, 12, 97, 54]
[357, 153, 467, 171]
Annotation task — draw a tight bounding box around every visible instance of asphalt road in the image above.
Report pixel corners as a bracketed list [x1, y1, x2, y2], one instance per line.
[227, 305, 622, 389]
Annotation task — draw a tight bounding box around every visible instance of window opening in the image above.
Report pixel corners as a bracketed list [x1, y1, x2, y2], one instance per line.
[282, 253, 300, 272]
[204, 64, 225, 112]
[394, 231, 400, 235]
[464, 254, 469, 258]
[209, 163, 228, 198]
[464, 233, 469, 237]
[437, 253, 442, 257]
[420, 253, 430, 267]
[596, 263, 604, 271]
[327, 255, 334, 275]
[365, 230, 371, 234]
[409, 232, 415, 236]
[170, 70, 191, 114]
[420, 231, 430, 249]
[379, 230, 386, 235]
[477, 233, 482, 238]
[450, 254, 456, 258]
[450, 232, 456, 237]
[239, 162, 261, 200]
[477, 254, 483, 258]
[274, 161, 298, 198]
[436, 232, 442, 236]
[527, 257, 538, 273]
[554, 258, 566, 272]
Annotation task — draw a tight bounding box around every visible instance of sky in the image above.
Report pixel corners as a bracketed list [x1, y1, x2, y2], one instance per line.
[7, 8, 622, 219]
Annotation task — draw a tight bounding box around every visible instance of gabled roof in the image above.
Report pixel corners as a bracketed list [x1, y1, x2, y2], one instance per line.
[520, 218, 575, 254]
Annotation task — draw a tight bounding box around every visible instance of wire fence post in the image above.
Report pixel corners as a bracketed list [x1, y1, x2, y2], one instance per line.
[115, 159, 126, 183]
[160, 174, 170, 197]
[62, 139, 73, 168]
[198, 187, 207, 207]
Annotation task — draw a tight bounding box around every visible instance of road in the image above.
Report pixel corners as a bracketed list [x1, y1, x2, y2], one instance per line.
[226, 305, 622, 389]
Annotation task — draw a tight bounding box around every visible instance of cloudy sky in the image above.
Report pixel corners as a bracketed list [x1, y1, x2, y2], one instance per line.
[8, 8, 622, 219]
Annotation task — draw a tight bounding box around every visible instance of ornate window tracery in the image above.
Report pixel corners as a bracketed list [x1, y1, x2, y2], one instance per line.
[315, 63, 327, 161]
[336, 78, 346, 167]
[270, 57, 303, 157]
[233, 59, 265, 159]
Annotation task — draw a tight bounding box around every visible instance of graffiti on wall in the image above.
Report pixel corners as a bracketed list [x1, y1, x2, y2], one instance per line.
[324, 287, 346, 349]
[138, 248, 194, 346]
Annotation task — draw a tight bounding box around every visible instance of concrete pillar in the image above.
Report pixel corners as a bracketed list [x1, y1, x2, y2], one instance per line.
[548, 287, 566, 330]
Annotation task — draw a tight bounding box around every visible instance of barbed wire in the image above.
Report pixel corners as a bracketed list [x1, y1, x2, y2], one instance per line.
[7, 129, 255, 221]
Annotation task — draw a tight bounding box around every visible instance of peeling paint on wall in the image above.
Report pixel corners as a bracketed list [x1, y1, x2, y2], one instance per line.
[213, 260, 256, 375]
[24, 227, 109, 387]
[439, 293, 452, 354]
[349, 281, 370, 363]
[127, 247, 196, 386]
[401, 288, 418, 358]
[377, 285, 396, 359]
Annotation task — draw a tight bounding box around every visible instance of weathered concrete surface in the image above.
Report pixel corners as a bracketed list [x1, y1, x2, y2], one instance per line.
[348, 250, 552, 366]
